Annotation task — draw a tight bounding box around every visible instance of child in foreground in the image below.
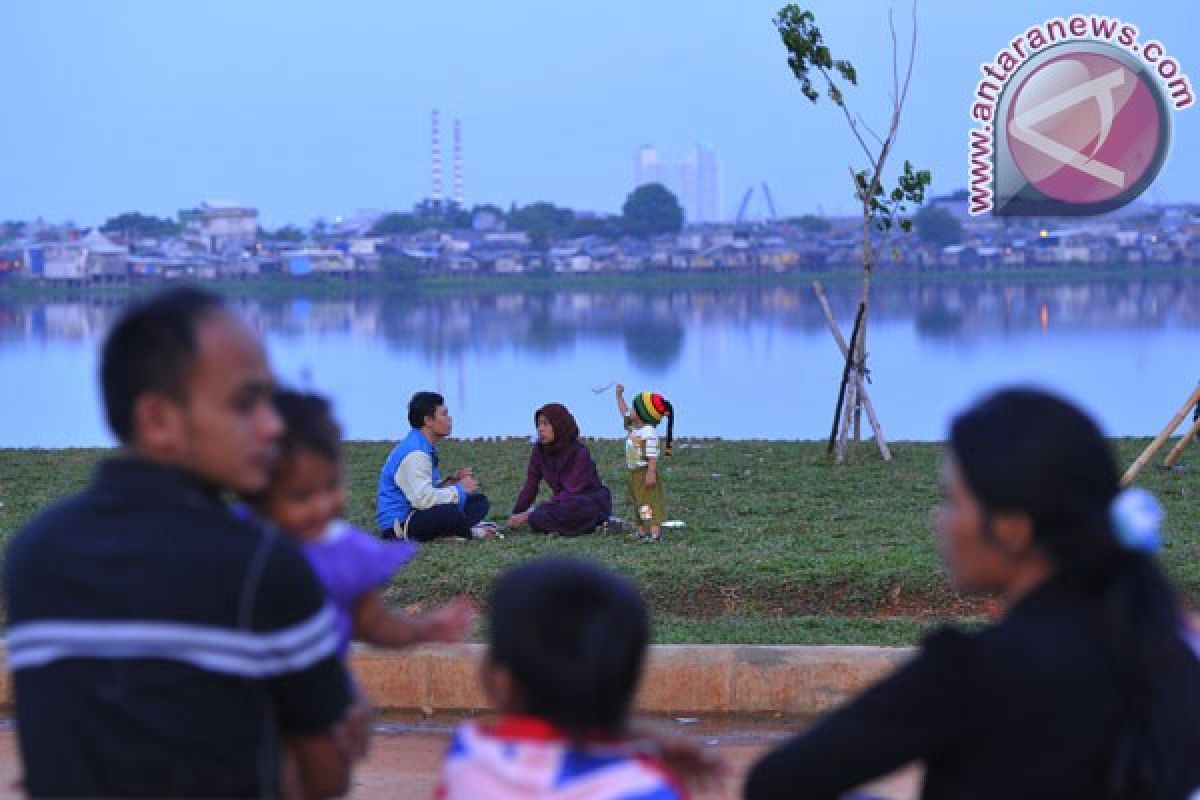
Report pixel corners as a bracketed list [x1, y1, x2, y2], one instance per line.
[435, 557, 692, 799]
[247, 389, 474, 657]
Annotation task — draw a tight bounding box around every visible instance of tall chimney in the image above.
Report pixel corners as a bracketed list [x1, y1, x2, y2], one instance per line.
[453, 118, 464, 208]
[431, 110, 443, 203]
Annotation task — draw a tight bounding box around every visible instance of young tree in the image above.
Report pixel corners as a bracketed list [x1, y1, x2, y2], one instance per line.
[775, 3, 929, 462]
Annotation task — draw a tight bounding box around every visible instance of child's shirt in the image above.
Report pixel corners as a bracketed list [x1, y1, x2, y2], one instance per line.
[303, 520, 418, 656]
[624, 418, 660, 470]
[435, 716, 688, 800]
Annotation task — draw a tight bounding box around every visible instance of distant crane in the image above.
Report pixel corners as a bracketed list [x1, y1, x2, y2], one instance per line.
[735, 187, 755, 226]
[761, 182, 779, 221]
[734, 183, 781, 226]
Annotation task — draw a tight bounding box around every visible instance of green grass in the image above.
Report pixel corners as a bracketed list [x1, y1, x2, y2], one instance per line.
[3, 438, 1198, 644]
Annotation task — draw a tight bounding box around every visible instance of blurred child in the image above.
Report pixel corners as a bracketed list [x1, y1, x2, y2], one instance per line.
[247, 389, 474, 657]
[615, 384, 674, 542]
[435, 557, 690, 799]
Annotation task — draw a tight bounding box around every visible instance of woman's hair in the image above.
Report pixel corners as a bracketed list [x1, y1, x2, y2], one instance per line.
[487, 558, 648, 738]
[272, 388, 342, 466]
[535, 402, 579, 455]
[949, 387, 1200, 799]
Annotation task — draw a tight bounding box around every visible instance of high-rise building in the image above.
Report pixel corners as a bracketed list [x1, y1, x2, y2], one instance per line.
[632, 143, 723, 224]
[634, 145, 668, 189]
[694, 143, 722, 224]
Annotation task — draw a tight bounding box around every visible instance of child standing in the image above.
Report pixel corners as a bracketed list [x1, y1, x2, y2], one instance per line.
[615, 384, 674, 542]
[246, 389, 474, 657]
[435, 557, 691, 799]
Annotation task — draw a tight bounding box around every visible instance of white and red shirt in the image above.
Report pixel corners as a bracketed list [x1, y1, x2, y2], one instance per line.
[435, 715, 688, 800]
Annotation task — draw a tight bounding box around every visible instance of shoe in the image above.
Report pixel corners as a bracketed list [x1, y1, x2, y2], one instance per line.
[601, 516, 633, 535]
[470, 522, 502, 540]
[635, 532, 662, 543]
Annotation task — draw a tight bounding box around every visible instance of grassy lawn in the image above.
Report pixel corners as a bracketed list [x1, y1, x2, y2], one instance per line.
[2, 438, 1197, 645]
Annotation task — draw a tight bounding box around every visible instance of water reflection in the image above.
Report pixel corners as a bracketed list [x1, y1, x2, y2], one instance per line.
[2, 280, 1197, 354]
[1, 277, 1197, 446]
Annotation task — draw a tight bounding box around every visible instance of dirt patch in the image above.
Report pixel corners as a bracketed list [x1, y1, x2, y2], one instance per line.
[643, 580, 988, 619]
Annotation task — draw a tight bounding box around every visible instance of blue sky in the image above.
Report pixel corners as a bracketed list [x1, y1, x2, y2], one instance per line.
[1, 1, 1196, 227]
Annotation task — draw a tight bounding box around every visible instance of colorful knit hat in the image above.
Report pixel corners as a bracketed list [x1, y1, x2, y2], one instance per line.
[632, 391, 674, 455]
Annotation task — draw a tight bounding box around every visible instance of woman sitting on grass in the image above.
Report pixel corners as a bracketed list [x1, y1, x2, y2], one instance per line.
[507, 403, 612, 536]
[745, 387, 1200, 800]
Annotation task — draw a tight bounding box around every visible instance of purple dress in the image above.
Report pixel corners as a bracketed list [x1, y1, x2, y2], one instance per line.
[303, 520, 419, 655]
[512, 442, 612, 535]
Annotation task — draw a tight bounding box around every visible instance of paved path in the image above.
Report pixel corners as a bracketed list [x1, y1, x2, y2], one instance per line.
[0, 718, 919, 799]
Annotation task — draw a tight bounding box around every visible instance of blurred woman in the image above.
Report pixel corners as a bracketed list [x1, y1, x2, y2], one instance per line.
[745, 387, 1200, 800]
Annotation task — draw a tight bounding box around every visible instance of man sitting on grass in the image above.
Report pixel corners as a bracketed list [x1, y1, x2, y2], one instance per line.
[377, 390, 495, 541]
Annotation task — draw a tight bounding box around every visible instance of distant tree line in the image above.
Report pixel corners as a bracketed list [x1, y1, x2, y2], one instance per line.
[370, 183, 684, 247]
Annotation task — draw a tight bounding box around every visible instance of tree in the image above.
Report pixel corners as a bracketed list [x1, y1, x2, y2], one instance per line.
[775, 3, 929, 462]
[101, 211, 181, 240]
[259, 225, 306, 243]
[789, 214, 832, 233]
[0, 220, 24, 244]
[621, 183, 683, 237]
[370, 213, 430, 236]
[914, 205, 963, 247]
[570, 215, 623, 238]
[508, 202, 575, 249]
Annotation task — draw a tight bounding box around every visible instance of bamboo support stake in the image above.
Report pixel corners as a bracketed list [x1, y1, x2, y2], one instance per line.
[1163, 415, 1200, 469]
[855, 371, 892, 461]
[829, 303, 865, 455]
[813, 282, 893, 461]
[837, 371, 856, 463]
[1121, 386, 1200, 487]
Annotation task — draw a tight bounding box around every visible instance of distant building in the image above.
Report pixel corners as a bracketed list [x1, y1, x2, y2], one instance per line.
[634, 146, 670, 190]
[41, 231, 128, 282]
[281, 248, 355, 276]
[180, 201, 258, 253]
[680, 143, 722, 224]
[633, 143, 724, 224]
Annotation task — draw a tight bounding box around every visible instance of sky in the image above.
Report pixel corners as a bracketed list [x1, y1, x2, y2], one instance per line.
[1, 0, 1197, 228]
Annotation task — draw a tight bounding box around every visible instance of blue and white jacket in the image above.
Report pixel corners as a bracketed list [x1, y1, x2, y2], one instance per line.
[376, 428, 465, 532]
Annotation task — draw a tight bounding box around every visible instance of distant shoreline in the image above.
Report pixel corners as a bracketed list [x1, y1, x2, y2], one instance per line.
[0, 262, 1197, 300]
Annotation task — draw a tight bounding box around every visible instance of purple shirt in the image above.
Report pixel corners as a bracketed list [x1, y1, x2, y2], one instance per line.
[512, 442, 609, 514]
[303, 520, 419, 656]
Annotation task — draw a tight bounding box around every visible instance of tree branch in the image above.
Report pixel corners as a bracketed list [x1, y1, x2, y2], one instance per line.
[814, 63, 875, 162]
[898, 1, 919, 118]
[858, 115, 886, 149]
[890, 7, 900, 108]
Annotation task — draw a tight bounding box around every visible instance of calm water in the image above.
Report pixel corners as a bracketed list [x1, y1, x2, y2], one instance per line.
[1, 278, 1197, 448]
